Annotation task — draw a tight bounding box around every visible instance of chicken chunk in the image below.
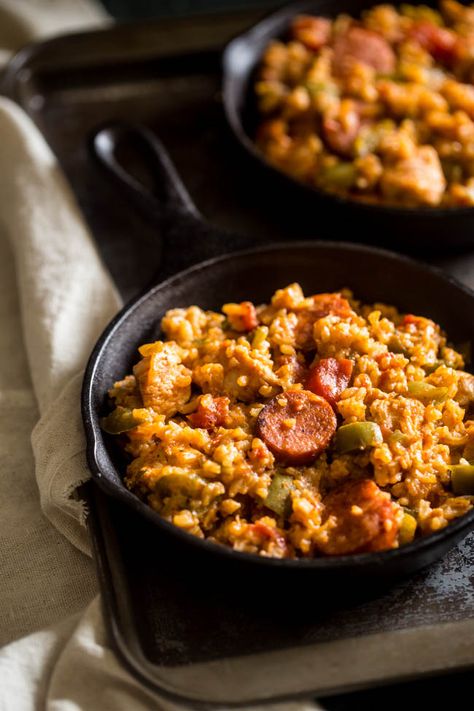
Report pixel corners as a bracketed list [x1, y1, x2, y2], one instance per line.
[133, 341, 192, 417]
[380, 145, 446, 205]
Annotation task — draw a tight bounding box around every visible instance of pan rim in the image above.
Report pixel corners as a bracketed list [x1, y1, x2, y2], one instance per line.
[82, 239, 474, 570]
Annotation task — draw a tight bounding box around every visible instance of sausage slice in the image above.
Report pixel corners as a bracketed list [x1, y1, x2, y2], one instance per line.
[256, 389, 337, 465]
[319, 479, 399, 555]
[332, 26, 396, 77]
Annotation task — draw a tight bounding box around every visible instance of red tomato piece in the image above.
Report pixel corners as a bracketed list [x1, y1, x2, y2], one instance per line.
[188, 395, 229, 429]
[226, 301, 258, 332]
[408, 21, 457, 65]
[249, 521, 289, 554]
[310, 293, 353, 319]
[306, 357, 353, 409]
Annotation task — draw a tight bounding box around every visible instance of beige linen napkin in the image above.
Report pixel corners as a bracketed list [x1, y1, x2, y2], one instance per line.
[0, 0, 109, 67]
[1, 99, 121, 555]
[0, 20, 324, 711]
[0, 93, 117, 647]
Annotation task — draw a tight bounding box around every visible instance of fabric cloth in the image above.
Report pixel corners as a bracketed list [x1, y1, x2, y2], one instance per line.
[0, 0, 110, 68]
[0, 3, 323, 709]
[0, 92, 116, 647]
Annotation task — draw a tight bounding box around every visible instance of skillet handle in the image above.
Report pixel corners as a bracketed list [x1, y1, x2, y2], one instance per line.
[91, 123, 253, 282]
[91, 122, 200, 226]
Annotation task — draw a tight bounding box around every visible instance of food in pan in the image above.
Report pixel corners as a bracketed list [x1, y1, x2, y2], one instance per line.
[102, 284, 474, 558]
[254, 1, 474, 206]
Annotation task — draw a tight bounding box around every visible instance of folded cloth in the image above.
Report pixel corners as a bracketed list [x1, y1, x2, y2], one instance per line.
[0, 93, 118, 648]
[0, 8, 324, 711]
[1, 99, 121, 552]
[0, 0, 110, 68]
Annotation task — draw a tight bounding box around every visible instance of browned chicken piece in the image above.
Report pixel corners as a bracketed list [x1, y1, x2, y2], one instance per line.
[380, 145, 446, 206]
[456, 372, 474, 408]
[133, 341, 192, 418]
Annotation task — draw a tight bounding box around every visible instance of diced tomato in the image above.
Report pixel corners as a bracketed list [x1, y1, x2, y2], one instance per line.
[226, 301, 258, 332]
[251, 521, 277, 539]
[401, 314, 429, 329]
[310, 293, 353, 319]
[250, 521, 287, 550]
[306, 357, 353, 409]
[241, 302, 258, 330]
[188, 395, 229, 429]
[408, 21, 457, 65]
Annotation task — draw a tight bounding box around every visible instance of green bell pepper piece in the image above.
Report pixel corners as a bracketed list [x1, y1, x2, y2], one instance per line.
[407, 381, 448, 403]
[319, 162, 357, 190]
[389, 430, 411, 446]
[335, 421, 383, 453]
[264, 473, 294, 518]
[449, 464, 474, 495]
[100, 406, 147, 435]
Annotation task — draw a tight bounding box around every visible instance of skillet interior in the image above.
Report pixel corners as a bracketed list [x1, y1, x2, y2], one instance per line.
[84, 240, 474, 581]
[222, 0, 474, 249]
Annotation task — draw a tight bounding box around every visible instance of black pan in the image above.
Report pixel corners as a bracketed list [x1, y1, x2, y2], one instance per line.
[82, 123, 474, 590]
[222, 0, 474, 249]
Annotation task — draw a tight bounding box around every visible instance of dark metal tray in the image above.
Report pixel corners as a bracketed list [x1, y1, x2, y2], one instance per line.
[4, 11, 474, 707]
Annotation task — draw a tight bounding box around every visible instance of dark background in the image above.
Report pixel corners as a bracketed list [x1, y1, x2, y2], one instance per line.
[101, 0, 277, 20]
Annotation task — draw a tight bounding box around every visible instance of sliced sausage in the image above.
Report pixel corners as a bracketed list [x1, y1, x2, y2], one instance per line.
[256, 389, 337, 465]
[319, 479, 398, 555]
[332, 26, 396, 77]
[380, 145, 446, 206]
[322, 103, 361, 157]
[188, 394, 229, 429]
[306, 357, 353, 409]
[290, 15, 331, 52]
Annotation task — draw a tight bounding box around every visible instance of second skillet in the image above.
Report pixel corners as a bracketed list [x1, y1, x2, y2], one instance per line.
[83, 123, 474, 588]
[222, 0, 474, 249]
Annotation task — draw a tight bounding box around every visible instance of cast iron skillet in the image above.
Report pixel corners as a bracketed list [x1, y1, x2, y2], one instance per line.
[83, 122, 474, 587]
[222, 0, 474, 249]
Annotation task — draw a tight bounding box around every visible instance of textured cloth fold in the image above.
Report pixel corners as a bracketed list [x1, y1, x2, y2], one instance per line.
[0, 97, 121, 554]
[0, 0, 110, 68]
